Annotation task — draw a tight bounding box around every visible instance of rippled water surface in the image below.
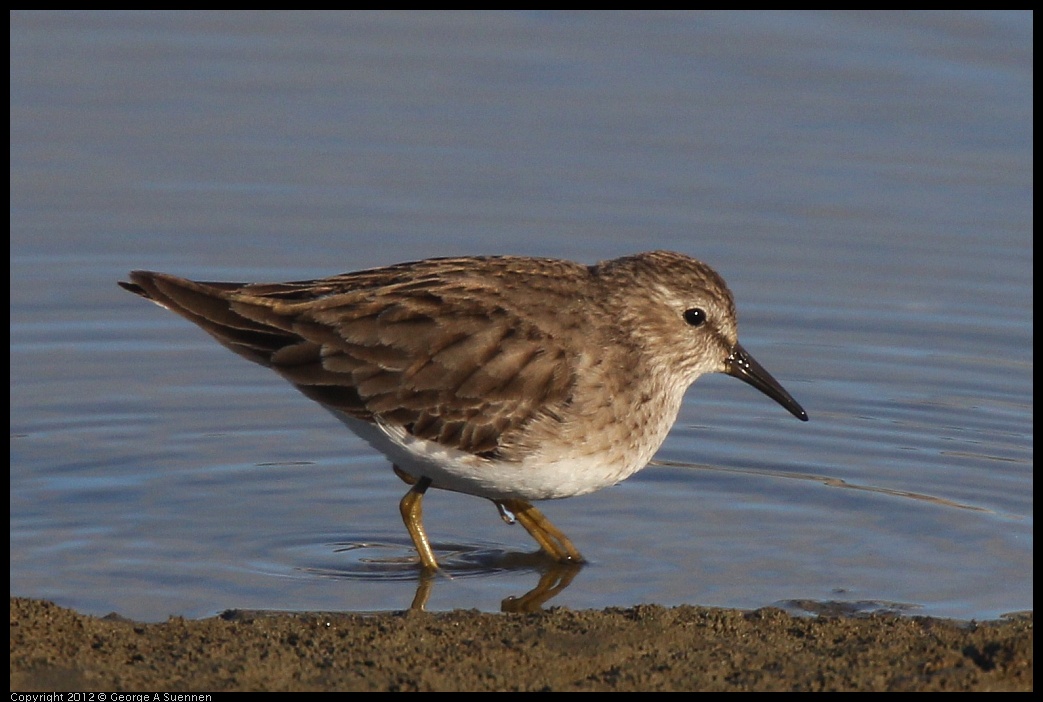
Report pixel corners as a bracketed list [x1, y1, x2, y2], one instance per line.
[11, 11, 1031, 621]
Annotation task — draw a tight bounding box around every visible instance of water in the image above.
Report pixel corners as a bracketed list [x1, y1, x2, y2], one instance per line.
[10, 11, 1031, 621]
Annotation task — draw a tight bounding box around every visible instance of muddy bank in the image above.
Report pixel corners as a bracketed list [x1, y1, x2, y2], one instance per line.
[10, 597, 1031, 691]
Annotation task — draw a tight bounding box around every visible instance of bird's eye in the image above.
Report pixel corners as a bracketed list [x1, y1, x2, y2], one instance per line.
[683, 308, 706, 327]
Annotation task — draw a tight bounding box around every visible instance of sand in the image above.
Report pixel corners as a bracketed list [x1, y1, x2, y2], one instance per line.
[9, 596, 1031, 692]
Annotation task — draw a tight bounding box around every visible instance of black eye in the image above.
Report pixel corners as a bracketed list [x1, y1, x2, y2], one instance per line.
[683, 308, 706, 327]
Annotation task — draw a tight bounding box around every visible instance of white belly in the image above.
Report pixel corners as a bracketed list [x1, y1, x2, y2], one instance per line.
[326, 410, 651, 501]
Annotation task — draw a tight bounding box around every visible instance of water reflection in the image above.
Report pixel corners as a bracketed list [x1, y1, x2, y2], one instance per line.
[410, 560, 583, 613]
[311, 541, 585, 612]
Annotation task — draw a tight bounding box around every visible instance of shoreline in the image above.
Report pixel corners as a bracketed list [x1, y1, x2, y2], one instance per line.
[9, 596, 1032, 691]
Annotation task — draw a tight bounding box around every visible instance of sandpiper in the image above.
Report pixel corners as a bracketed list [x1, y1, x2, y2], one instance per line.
[120, 251, 807, 568]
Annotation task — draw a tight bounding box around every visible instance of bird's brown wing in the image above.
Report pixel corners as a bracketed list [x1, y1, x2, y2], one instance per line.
[120, 265, 578, 456]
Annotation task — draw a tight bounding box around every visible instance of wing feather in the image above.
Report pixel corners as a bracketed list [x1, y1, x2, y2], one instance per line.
[121, 260, 582, 457]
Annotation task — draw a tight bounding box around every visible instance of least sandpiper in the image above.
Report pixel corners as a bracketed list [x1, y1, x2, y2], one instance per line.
[120, 251, 807, 568]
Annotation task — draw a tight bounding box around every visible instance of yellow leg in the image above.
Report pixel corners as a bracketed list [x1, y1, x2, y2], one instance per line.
[398, 473, 439, 570]
[393, 464, 417, 485]
[495, 498, 585, 564]
[394, 466, 584, 566]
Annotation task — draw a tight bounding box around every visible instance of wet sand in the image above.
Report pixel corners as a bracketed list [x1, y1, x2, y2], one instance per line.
[9, 597, 1031, 691]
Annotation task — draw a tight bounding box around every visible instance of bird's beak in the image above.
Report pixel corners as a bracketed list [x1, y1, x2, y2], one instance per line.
[724, 343, 808, 421]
